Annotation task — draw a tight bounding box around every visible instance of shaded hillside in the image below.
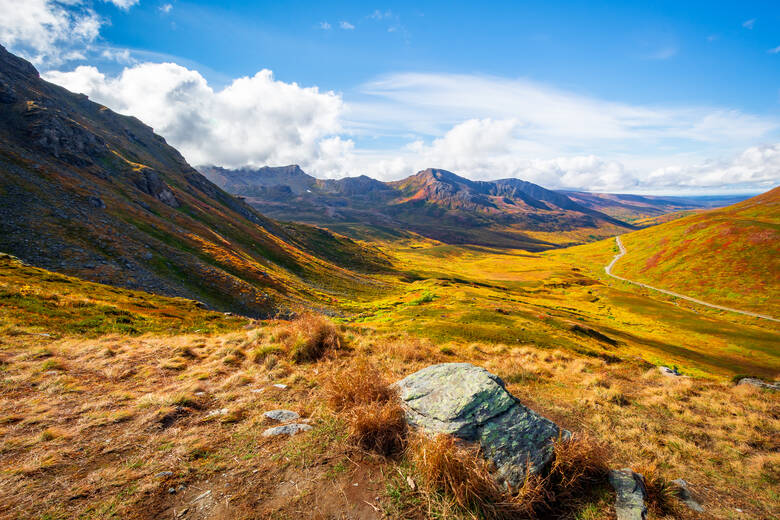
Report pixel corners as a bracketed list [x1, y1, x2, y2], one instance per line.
[561, 191, 749, 224]
[612, 187, 780, 317]
[0, 45, 389, 317]
[200, 165, 634, 250]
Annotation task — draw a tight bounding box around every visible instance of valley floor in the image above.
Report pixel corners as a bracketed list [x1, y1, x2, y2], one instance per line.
[0, 237, 778, 519]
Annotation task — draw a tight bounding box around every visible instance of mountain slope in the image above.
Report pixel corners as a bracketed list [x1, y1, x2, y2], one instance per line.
[200, 165, 634, 250]
[611, 187, 780, 316]
[561, 191, 749, 224]
[0, 45, 389, 317]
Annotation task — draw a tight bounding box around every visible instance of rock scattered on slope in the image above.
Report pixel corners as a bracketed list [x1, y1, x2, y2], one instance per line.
[608, 468, 648, 520]
[261, 423, 313, 437]
[395, 362, 568, 487]
[737, 377, 779, 391]
[672, 478, 704, 512]
[658, 366, 682, 377]
[263, 409, 300, 422]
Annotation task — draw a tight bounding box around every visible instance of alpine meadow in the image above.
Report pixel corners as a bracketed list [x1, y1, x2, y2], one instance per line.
[0, 2, 778, 520]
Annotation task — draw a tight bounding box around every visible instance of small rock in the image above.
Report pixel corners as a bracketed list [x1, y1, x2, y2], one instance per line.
[608, 468, 647, 520]
[206, 408, 228, 418]
[406, 475, 416, 491]
[261, 423, 312, 437]
[263, 409, 300, 422]
[672, 478, 704, 512]
[737, 378, 779, 391]
[658, 366, 681, 377]
[175, 508, 189, 518]
[177, 484, 186, 492]
[272, 383, 287, 389]
[155, 471, 173, 478]
[250, 388, 264, 393]
[168, 487, 176, 494]
[194, 392, 205, 396]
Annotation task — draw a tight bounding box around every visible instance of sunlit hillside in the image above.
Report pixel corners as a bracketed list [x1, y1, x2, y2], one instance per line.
[609, 187, 780, 317]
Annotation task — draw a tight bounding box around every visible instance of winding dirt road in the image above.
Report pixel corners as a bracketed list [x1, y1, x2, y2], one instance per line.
[605, 236, 779, 323]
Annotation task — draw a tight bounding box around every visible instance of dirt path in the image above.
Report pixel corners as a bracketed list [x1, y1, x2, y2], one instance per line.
[605, 236, 780, 323]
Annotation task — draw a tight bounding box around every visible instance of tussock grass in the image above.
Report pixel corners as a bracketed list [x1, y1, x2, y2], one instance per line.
[405, 432, 608, 519]
[324, 359, 407, 456]
[287, 314, 342, 363]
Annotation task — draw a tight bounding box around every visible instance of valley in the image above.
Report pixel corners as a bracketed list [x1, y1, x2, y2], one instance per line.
[0, 43, 777, 520]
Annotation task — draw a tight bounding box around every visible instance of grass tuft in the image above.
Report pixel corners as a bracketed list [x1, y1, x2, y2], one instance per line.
[288, 314, 342, 363]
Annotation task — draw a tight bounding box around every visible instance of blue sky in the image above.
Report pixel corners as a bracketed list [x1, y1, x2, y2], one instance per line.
[2, 0, 780, 193]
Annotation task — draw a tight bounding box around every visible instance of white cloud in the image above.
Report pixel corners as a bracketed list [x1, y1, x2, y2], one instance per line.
[350, 72, 776, 150]
[40, 64, 780, 192]
[103, 0, 139, 9]
[43, 62, 350, 172]
[100, 47, 135, 63]
[159, 3, 173, 14]
[646, 143, 780, 190]
[769, 45, 780, 54]
[319, 21, 331, 30]
[742, 18, 756, 29]
[0, 0, 102, 66]
[339, 21, 355, 30]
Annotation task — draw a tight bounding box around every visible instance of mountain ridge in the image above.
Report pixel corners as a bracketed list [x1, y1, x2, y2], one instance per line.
[199, 165, 635, 249]
[0, 45, 389, 317]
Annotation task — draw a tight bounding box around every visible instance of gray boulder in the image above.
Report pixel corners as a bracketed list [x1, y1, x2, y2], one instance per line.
[608, 468, 647, 520]
[261, 423, 312, 437]
[395, 363, 568, 487]
[737, 378, 779, 391]
[263, 409, 300, 422]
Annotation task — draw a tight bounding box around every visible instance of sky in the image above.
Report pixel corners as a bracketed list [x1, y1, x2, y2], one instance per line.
[2, 1, 780, 194]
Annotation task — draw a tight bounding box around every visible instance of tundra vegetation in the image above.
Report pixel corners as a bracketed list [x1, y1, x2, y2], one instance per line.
[1, 233, 778, 519]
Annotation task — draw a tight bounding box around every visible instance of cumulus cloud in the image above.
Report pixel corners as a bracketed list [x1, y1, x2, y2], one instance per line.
[44, 62, 351, 172]
[0, 0, 103, 66]
[319, 21, 331, 30]
[351, 118, 639, 191]
[159, 3, 173, 14]
[41, 64, 780, 192]
[339, 21, 355, 30]
[646, 143, 780, 190]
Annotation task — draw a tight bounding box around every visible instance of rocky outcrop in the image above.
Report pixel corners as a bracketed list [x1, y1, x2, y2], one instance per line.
[737, 377, 779, 391]
[608, 468, 648, 520]
[395, 363, 568, 487]
[131, 167, 179, 207]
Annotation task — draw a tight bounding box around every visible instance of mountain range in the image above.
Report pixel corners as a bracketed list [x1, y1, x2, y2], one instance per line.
[199, 165, 636, 249]
[0, 45, 388, 317]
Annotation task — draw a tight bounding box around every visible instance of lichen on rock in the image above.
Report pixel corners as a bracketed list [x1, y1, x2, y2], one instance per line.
[396, 362, 568, 487]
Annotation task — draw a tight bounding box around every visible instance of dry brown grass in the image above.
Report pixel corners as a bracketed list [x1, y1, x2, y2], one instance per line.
[286, 314, 342, 363]
[1, 316, 777, 519]
[324, 358, 396, 410]
[324, 359, 407, 456]
[406, 432, 609, 519]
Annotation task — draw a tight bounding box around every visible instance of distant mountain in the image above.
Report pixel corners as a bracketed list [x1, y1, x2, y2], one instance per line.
[612, 187, 780, 316]
[0, 45, 388, 317]
[560, 191, 750, 224]
[199, 165, 634, 250]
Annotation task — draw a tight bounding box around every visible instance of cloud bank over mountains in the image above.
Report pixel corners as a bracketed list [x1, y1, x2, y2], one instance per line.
[3, 1, 779, 193]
